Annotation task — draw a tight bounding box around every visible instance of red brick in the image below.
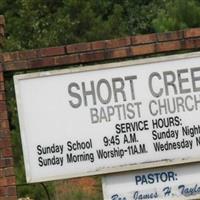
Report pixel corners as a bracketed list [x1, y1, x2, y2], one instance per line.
[183, 39, 196, 49]
[39, 46, 65, 57]
[31, 57, 58, 68]
[194, 38, 200, 48]
[0, 82, 5, 91]
[2, 53, 19, 62]
[66, 42, 92, 53]
[4, 61, 30, 71]
[6, 177, 16, 186]
[0, 178, 7, 187]
[105, 47, 131, 59]
[31, 55, 80, 68]
[2, 148, 13, 158]
[0, 111, 8, 120]
[0, 16, 5, 26]
[157, 30, 183, 41]
[80, 50, 105, 63]
[3, 50, 37, 62]
[0, 177, 15, 187]
[184, 28, 200, 38]
[0, 138, 11, 148]
[18, 50, 37, 60]
[29, 59, 43, 69]
[30, 57, 57, 68]
[0, 130, 10, 139]
[0, 120, 9, 129]
[0, 73, 3, 82]
[91, 40, 106, 50]
[4, 168, 15, 177]
[4, 158, 14, 168]
[0, 187, 6, 196]
[55, 54, 80, 65]
[156, 41, 182, 52]
[0, 93, 5, 101]
[0, 101, 6, 111]
[132, 33, 157, 45]
[41, 57, 56, 67]
[131, 44, 155, 56]
[106, 37, 131, 49]
[7, 186, 16, 196]
[0, 159, 6, 168]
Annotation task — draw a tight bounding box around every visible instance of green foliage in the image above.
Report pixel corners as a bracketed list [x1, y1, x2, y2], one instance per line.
[54, 177, 102, 200]
[16, 184, 54, 200]
[0, 0, 163, 51]
[152, 0, 200, 32]
[123, 0, 165, 35]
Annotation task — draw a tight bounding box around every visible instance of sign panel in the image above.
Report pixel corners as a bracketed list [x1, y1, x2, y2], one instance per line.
[102, 163, 200, 200]
[14, 52, 200, 182]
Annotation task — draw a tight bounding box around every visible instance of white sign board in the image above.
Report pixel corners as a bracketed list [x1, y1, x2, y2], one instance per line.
[102, 163, 200, 200]
[14, 52, 200, 183]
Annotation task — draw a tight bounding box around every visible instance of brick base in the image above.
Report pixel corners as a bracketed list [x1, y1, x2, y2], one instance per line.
[0, 71, 17, 199]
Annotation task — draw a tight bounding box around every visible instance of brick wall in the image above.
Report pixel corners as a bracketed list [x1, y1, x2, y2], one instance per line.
[1, 28, 200, 72]
[0, 16, 17, 200]
[0, 15, 5, 48]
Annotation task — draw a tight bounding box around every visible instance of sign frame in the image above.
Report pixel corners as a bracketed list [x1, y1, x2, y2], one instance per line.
[14, 51, 200, 183]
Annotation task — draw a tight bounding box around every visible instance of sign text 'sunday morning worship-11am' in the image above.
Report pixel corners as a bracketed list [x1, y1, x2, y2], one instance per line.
[14, 52, 200, 183]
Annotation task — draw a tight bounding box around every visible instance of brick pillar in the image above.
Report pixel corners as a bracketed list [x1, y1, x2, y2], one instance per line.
[0, 16, 5, 47]
[0, 16, 17, 200]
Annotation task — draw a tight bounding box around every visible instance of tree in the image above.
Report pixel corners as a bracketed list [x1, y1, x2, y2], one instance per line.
[122, 0, 165, 34]
[0, 0, 164, 51]
[152, 0, 200, 32]
[0, 0, 126, 51]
